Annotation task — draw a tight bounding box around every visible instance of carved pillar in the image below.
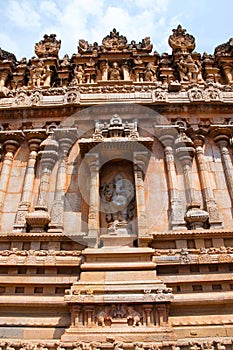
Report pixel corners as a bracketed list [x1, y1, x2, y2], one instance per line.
[156, 304, 168, 326]
[213, 131, 233, 204]
[83, 305, 95, 327]
[0, 131, 23, 215]
[48, 128, 77, 232]
[13, 130, 45, 232]
[175, 131, 209, 229]
[26, 132, 59, 232]
[100, 61, 108, 80]
[191, 132, 222, 228]
[85, 153, 100, 246]
[134, 152, 148, 241]
[122, 62, 130, 80]
[143, 304, 153, 326]
[71, 305, 83, 328]
[159, 131, 186, 230]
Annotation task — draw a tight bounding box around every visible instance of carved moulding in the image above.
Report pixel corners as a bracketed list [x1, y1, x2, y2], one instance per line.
[62, 301, 175, 343]
[0, 340, 231, 350]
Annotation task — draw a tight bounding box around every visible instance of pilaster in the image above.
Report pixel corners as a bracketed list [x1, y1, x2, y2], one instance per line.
[85, 153, 100, 246]
[0, 131, 24, 218]
[158, 128, 186, 230]
[211, 126, 233, 205]
[48, 128, 77, 232]
[133, 151, 149, 243]
[175, 130, 209, 229]
[26, 132, 59, 232]
[189, 130, 223, 228]
[13, 130, 46, 232]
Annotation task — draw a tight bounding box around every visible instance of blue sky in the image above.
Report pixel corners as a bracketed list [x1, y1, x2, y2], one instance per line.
[0, 0, 232, 61]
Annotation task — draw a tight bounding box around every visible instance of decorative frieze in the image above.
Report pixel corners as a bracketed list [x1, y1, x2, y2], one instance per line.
[0, 26, 232, 97]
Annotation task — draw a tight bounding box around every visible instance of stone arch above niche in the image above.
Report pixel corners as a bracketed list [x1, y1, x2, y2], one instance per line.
[99, 159, 136, 246]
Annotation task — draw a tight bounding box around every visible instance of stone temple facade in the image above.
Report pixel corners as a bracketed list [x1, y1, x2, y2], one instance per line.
[0, 25, 233, 350]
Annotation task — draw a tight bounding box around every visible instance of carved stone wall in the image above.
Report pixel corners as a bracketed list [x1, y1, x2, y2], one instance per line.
[0, 25, 232, 349]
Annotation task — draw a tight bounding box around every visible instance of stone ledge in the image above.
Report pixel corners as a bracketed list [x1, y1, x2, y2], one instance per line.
[173, 291, 233, 305]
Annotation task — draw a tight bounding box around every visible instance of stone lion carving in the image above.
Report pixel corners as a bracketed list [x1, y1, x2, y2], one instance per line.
[95, 304, 142, 327]
[96, 306, 112, 327]
[126, 306, 142, 327]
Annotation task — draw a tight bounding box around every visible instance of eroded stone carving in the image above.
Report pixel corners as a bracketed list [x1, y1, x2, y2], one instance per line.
[95, 304, 142, 327]
[100, 174, 134, 233]
[73, 65, 85, 84]
[35, 34, 61, 58]
[102, 28, 128, 52]
[28, 59, 50, 88]
[215, 38, 233, 57]
[169, 25, 195, 58]
[0, 26, 232, 94]
[177, 54, 203, 83]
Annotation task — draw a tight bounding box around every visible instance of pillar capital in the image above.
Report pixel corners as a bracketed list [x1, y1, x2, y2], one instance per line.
[25, 129, 46, 152]
[0, 131, 24, 155]
[85, 153, 99, 172]
[38, 132, 59, 171]
[159, 134, 175, 148]
[174, 131, 195, 166]
[213, 134, 230, 147]
[209, 125, 233, 146]
[133, 151, 148, 174]
[154, 126, 178, 148]
[187, 128, 206, 148]
[54, 128, 78, 157]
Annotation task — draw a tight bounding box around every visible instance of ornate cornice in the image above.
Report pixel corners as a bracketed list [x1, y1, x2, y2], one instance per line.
[0, 26, 232, 98]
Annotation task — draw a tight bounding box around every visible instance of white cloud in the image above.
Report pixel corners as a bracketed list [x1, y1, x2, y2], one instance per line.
[6, 0, 41, 28]
[0, 33, 20, 58]
[39, 0, 61, 19]
[155, 15, 183, 53]
[1, 0, 228, 59]
[132, 0, 169, 13]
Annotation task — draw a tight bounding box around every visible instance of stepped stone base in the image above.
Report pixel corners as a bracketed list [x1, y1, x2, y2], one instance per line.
[62, 246, 175, 343]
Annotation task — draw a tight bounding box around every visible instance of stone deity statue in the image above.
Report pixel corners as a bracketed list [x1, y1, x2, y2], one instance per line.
[100, 174, 134, 232]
